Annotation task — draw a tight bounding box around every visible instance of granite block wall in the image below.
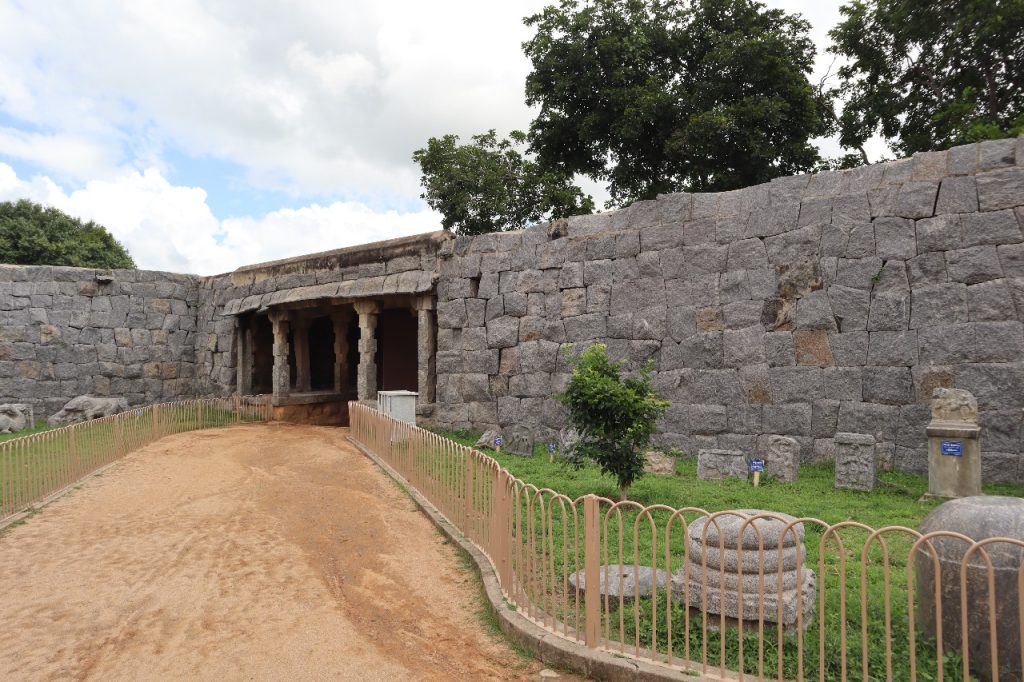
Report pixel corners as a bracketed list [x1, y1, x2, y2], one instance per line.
[0, 264, 202, 418]
[431, 136, 1024, 483]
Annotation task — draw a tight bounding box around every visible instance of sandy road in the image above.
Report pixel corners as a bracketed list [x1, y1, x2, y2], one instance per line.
[0, 423, 577, 681]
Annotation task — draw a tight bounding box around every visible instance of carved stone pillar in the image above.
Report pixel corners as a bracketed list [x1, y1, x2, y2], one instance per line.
[292, 313, 311, 393]
[269, 310, 291, 398]
[353, 301, 380, 401]
[332, 310, 351, 393]
[236, 316, 253, 395]
[413, 296, 436, 403]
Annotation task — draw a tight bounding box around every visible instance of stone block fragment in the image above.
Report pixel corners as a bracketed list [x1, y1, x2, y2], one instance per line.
[838, 401, 900, 442]
[967, 279, 1015, 321]
[962, 209, 1022, 247]
[935, 176, 978, 214]
[868, 290, 910, 331]
[907, 252, 948, 284]
[917, 324, 975, 363]
[834, 432, 877, 491]
[763, 435, 800, 482]
[868, 330, 917, 366]
[874, 217, 917, 258]
[894, 181, 938, 218]
[979, 138, 1017, 170]
[761, 404, 812, 435]
[828, 285, 869, 331]
[945, 245, 1004, 284]
[486, 316, 520, 348]
[910, 283, 968, 328]
[862, 366, 914, 404]
[916, 214, 962, 252]
[948, 143, 978, 175]
[793, 330, 833, 367]
[697, 449, 749, 480]
[723, 327, 766, 367]
[824, 366, 863, 401]
[977, 167, 1024, 211]
[764, 332, 795, 367]
[795, 290, 837, 331]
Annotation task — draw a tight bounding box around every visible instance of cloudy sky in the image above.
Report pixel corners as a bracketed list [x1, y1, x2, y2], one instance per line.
[0, 0, 871, 275]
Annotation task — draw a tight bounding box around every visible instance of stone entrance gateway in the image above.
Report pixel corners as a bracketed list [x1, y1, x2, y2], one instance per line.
[224, 233, 443, 425]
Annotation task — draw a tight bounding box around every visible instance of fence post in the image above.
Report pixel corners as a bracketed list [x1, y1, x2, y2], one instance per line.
[583, 494, 601, 649]
[495, 470, 512, 591]
[463, 454, 474, 530]
[198, 400, 205, 428]
[114, 414, 126, 457]
[234, 394, 241, 423]
[68, 426, 78, 479]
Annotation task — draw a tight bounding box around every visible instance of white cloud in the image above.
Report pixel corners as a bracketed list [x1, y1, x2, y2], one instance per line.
[0, 0, 543, 197]
[0, 163, 440, 275]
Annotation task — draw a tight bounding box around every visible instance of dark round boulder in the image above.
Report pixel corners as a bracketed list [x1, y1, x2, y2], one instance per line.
[916, 496, 1024, 682]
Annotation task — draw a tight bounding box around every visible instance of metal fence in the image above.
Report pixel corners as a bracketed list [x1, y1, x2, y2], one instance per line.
[0, 396, 271, 524]
[350, 402, 1024, 682]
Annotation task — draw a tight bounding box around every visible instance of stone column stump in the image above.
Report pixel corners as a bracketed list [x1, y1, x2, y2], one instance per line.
[916, 496, 1024, 682]
[672, 509, 816, 629]
[834, 432, 877, 491]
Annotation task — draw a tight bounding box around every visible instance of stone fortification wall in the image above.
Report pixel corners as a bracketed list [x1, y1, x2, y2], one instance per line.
[0, 265, 201, 418]
[433, 136, 1024, 483]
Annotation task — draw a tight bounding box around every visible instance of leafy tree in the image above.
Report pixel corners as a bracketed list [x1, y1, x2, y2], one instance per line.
[523, 0, 830, 205]
[0, 200, 135, 269]
[558, 344, 668, 501]
[412, 130, 594, 236]
[830, 0, 1024, 159]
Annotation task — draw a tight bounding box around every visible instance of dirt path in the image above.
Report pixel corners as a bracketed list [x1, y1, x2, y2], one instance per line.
[0, 423, 578, 681]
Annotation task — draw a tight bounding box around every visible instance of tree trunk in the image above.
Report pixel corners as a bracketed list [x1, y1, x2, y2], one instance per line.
[619, 483, 630, 501]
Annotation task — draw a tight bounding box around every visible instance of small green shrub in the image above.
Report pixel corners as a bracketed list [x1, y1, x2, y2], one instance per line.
[557, 343, 668, 500]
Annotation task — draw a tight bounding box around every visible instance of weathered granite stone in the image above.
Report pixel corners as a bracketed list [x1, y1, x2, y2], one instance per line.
[916, 496, 1024, 682]
[935, 176, 978, 214]
[503, 424, 535, 456]
[962, 209, 1022, 247]
[48, 395, 128, 426]
[930, 387, 978, 423]
[675, 510, 815, 627]
[874, 217, 917, 258]
[977, 166, 1024, 211]
[697, 448, 748, 480]
[834, 432, 876, 490]
[644, 450, 677, 476]
[476, 429, 500, 449]
[764, 435, 800, 482]
[0, 403, 32, 433]
[568, 565, 669, 607]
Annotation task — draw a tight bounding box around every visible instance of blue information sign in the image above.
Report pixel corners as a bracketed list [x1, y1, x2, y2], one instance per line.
[941, 440, 963, 457]
[548, 443, 556, 454]
[749, 459, 765, 473]
[494, 436, 503, 447]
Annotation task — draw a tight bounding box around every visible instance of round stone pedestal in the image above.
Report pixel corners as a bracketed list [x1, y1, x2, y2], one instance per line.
[916, 496, 1024, 682]
[567, 565, 669, 609]
[673, 509, 816, 628]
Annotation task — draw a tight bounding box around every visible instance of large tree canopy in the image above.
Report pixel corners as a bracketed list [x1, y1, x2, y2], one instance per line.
[830, 0, 1024, 158]
[523, 0, 830, 205]
[0, 200, 135, 269]
[413, 130, 594, 236]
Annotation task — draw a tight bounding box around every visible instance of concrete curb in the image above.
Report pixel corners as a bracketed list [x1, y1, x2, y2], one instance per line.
[348, 435, 714, 682]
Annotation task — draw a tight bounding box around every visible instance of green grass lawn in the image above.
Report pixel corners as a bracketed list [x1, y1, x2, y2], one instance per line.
[433, 428, 1024, 681]
[0, 420, 53, 443]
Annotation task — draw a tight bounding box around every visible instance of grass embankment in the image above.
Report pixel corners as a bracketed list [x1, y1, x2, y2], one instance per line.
[436, 429, 1024, 681]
